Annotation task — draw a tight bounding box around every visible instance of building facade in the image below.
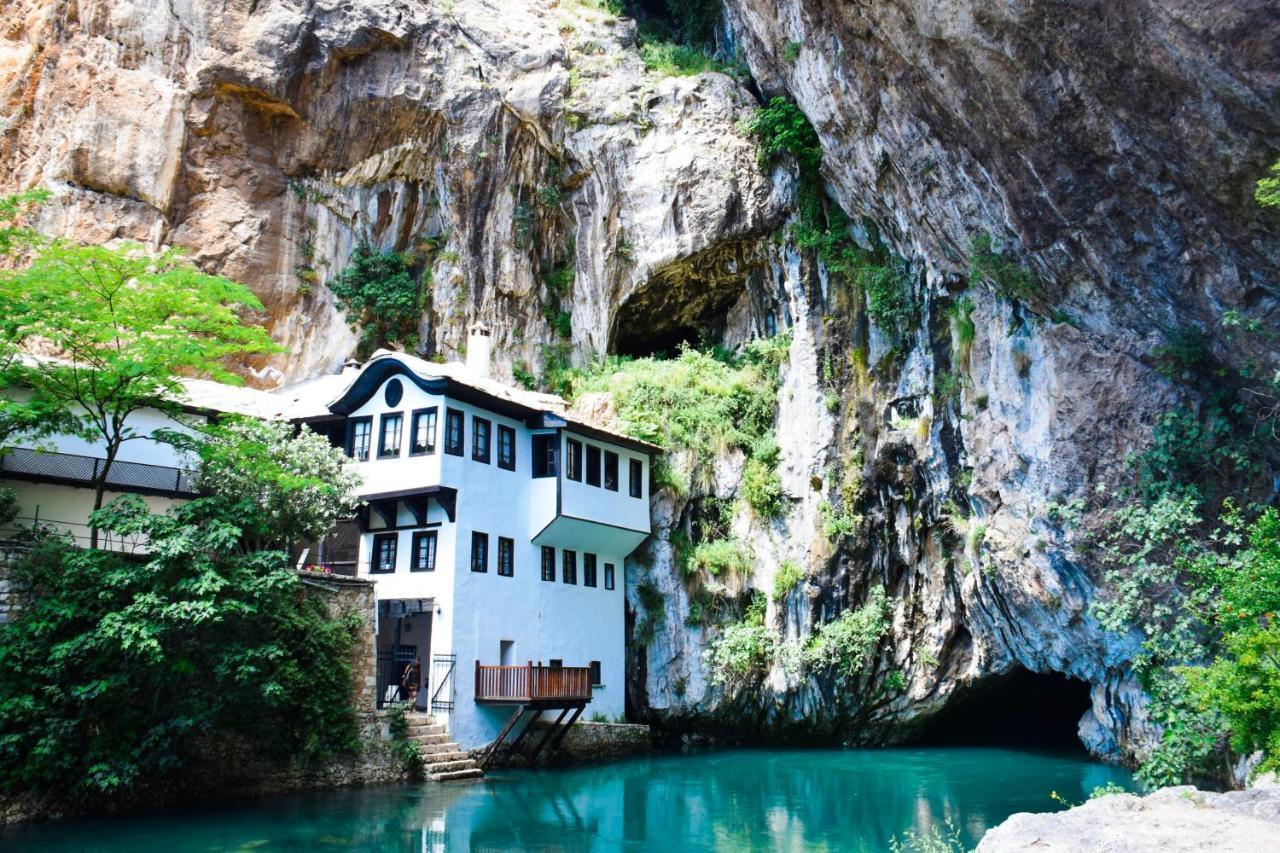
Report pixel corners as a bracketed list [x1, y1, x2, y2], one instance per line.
[300, 342, 655, 749]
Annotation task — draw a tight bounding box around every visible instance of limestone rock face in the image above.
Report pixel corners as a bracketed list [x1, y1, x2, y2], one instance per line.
[2, 0, 1277, 771]
[0, 0, 784, 382]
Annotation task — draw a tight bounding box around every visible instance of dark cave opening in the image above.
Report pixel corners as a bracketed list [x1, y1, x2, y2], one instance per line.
[909, 669, 1093, 751]
[613, 322, 705, 359]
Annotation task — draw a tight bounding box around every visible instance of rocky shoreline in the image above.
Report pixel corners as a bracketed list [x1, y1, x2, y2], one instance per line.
[977, 779, 1280, 852]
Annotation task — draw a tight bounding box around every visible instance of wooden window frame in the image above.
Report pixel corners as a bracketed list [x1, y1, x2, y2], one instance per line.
[409, 407, 438, 456]
[444, 408, 465, 456]
[603, 450, 619, 491]
[566, 438, 583, 481]
[497, 536, 514, 577]
[371, 532, 397, 574]
[540, 545, 556, 582]
[472, 416, 491, 464]
[410, 530, 437, 572]
[471, 531, 489, 573]
[562, 549, 577, 585]
[583, 552, 597, 587]
[629, 458, 644, 498]
[604, 561, 616, 590]
[347, 416, 373, 461]
[532, 434, 557, 478]
[497, 425, 516, 471]
[378, 412, 403, 459]
[585, 445, 602, 487]
[589, 660, 602, 687]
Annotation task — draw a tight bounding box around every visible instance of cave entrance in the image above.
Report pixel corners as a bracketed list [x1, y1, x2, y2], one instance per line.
[910, 669, 1092, 751]
[608, 240, 760, 358]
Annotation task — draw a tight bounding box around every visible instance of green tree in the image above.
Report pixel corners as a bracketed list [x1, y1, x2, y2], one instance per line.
[328, 241, 421, 357]
[1257, 160, 1280, 209]
[165, 417, 361, 552]
[0, 242, 279, 545]
[0, 421, 363, 800]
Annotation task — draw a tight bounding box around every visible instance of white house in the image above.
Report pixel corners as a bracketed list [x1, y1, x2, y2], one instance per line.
[0, 332, 656, 753]
[291, 327, 657, 750]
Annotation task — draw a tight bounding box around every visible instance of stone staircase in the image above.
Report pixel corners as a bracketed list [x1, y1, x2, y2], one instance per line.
[405, 713, 484, 782]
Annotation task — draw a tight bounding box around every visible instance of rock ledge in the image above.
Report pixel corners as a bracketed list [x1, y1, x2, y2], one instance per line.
[977, 783, 1280, 852]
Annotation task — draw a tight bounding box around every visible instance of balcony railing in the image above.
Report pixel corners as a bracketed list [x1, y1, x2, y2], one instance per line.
[475, 662, 593, 704]
[0, 447, 197, 498]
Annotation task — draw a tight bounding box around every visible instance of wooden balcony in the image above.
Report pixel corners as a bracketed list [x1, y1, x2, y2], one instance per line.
[475, 662, 593, 706]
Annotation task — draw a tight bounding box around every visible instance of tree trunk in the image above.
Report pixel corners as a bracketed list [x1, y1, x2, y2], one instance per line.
[90, 442, 120, 549]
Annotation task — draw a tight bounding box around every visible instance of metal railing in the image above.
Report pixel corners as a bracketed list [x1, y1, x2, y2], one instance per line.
[0, 514, 150, 554]
[475, 662, 593, 704]
[0, 447, 197, 498]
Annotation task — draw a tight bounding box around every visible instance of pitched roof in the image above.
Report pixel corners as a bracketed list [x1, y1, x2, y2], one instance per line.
[313, 350, 662, 454]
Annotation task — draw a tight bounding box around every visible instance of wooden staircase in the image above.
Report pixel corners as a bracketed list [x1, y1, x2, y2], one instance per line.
[405, 713, 484, 782]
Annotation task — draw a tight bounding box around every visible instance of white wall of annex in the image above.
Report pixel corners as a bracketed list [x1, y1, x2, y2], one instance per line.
[558, 431, 649, 535]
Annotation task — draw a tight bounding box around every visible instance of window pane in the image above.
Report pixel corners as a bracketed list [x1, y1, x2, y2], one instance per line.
[604, 562, 615, 590]
[541, 546, 556, 582]
[562, 549, 577, 584]
[472, 417, 491, 464]
[532, 434, 556, 478]
[583, 553, 597, 587]
[412, 531, 436, 572]
[629, 459, 643, 498]
[445, 409, 464, 455]
[589, 660, 602, 686]
[471, 531, 488, 572]
[604, 451, 618, 490]
[566, 439, 582, 481]
[379, 413, 403, 458]
[498, 537, 514, 577]
[350, 418, 372, 460]
[498, 425, 516, 470]
[586, 445, 601, 486]
[371, 534, 397, 573]
[411, 409, 437, 454]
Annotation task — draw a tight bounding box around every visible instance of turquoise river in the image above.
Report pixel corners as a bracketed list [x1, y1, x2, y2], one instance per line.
[2, 746, 1134, 851]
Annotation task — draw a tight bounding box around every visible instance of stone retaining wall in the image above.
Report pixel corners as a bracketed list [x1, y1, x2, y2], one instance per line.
[481, 720, 652, 768]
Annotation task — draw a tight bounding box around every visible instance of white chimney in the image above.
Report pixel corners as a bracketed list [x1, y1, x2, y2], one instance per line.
[466, 322, 493, 378]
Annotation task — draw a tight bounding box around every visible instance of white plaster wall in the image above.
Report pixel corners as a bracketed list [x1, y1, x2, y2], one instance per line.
[558, 430, 649, 534]
[0, 478, 181, 549]
[345, 373, 644, 748]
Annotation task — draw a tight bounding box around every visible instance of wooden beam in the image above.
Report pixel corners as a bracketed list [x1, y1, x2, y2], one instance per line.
[479, 704, 526, 770]
[550, 704, 585, 752]
[532, 707, 572, 760]
[508, 708, 543, 753]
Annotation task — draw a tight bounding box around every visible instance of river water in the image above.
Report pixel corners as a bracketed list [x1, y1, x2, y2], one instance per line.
[2, 746, 1134, 851]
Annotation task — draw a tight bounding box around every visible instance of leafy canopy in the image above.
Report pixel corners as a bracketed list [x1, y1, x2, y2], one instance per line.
[0, 421, 363, 799]
[329, 241, 421, 358]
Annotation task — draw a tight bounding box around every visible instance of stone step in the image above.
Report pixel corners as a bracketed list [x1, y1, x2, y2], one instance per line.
[429, 768, 484, 782]
[420, 748, 468, 762]
[424, 759, 477, 774]
[406, 723, 446, 735]
[408, 733, 451, 746]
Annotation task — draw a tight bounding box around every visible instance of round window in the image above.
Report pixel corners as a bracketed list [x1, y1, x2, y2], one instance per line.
[384, 378, 404, 407]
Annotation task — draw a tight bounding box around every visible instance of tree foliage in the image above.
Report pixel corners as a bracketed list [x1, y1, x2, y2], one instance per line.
[0, 423, 363, 800]
[804, 587, 889, 680]
[328, 241, 421, 358]
[0, 241, 279, 542]
[166, 417, 362, 552]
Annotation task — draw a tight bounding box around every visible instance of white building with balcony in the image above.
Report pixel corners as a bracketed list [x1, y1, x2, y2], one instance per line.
[291, 329, 657, 750]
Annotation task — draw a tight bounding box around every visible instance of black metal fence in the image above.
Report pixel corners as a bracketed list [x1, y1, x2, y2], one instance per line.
[0, 447, 197, 497]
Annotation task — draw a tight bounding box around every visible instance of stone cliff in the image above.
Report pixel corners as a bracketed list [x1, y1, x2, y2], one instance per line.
[2, 0, 1276, 769]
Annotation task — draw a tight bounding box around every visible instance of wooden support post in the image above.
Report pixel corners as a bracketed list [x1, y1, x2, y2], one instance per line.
[508, 708, 543, 753]
[532, 707, 572, 760]
[479, 703, 526, 770]
[550, 704, 585, 752]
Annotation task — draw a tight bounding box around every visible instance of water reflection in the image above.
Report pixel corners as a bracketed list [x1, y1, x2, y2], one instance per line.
[1, 747, 1134, 852]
